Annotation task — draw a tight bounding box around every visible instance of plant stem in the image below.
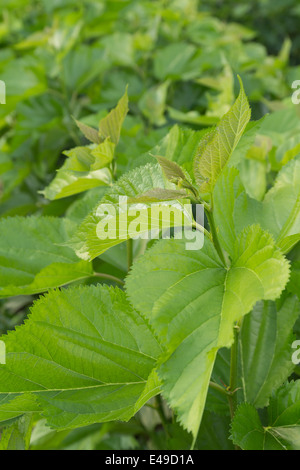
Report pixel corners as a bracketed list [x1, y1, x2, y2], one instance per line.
[192, 221, 212, 241]
[127, 238, 133, 271]
[209, 381, 228, 397]
[93, 272, 125, 286]
[228, 324, 240, 420]
[206, 210, 227, 266]
[155, 395, 170, 437]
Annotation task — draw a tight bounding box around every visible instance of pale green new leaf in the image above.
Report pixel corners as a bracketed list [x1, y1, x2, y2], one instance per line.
[42, 166, 112, 201]
[98, 87, 129, 145]
[0, 217, 93, 298]
[232, 381, 300, 450]
[229, 119, 264, 167]
[193, 77, 251, 193]
[75, 120, 101, 145]
[42, 143, 113, 200]
[68, 163, 194, 261]
[75, 88, 128, 146]
[155, 155, 186, 183]
[148, 125, 209, 176]
[0, 286, 162, 430]
[42, 89, 128, 200]
[126, 225, 289, 439]
[240, 296, 300, 408]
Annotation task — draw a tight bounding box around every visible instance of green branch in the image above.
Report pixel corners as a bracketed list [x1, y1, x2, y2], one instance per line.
[93, 272, 125, 286]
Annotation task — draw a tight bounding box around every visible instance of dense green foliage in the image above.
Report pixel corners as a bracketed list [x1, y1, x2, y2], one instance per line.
[0, 0, 299, 451]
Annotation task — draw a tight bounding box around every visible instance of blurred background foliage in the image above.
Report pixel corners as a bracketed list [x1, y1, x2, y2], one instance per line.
[1, 0, 299, 218]
[0, 0, 299, 450]
[201, 0, 300, 64]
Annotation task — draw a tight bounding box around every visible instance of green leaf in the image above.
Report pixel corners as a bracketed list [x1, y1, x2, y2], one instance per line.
[0, 285, 162, 430]
[90, 140, 115, 170]
[0, 216, 93, 298]
[0, 395, 41, 427]
[231, 403, 277, 450]
[68, 163, 194, 261]
[229, 119, 264, 168]
[98, 87, 129, 145]
[153, 43, 204, 81]
[75, 87, 128, 146]
[75, 121, 101, 145]
[139, 82, 169, 127]
[288, 262, 300, 300]
[66, 187, 108, 226]
[128, 188, 188, 203]
[214, 156, 300, 256]
[154, 156, 187, 184]
[42, 89, 129, 200]
[193, 130, 215, 188]
[126, 225, 289, 438]
[198, 63, 234, 119]
[277, 134, 300, 166]
[193, 77, 251, 193]
[234, 156, 300, 254]
[196, 411, 234, 450]
[0, 415, 34, 450]
[61, 45, 109, 94]
[41, 144, 113, 200]
[240, 296, 300, 408]
[148, 125, 209, 177]
[232, 381, 300, 450]
[213, 167, 245, 255]
[167, 107, 218, 127]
